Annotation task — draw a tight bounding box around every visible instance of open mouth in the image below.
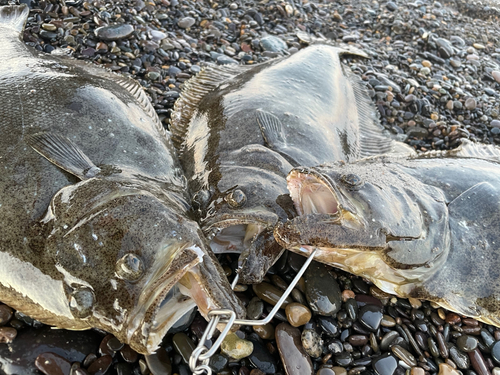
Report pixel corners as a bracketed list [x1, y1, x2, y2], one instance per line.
[208, 223, 266, 254]
[126, 245, 218, 354]
[287, 170, 339, 216]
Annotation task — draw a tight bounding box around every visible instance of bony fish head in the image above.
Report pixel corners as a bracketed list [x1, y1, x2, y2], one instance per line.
[41, 178, 245, 354]
[277, 162, 450, 291]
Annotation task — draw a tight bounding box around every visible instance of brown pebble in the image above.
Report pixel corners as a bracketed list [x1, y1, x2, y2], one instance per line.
[0, 305, 13, 326]
[286, 303, 312, 327]
[469, 348, 492, 375]
[439, 363, 460, 375]
[422, 60, 432, 67]
[87, 355, 112, 375]
[0, 327, 17, 343]
[332, 366, 348, 375]
[253, 323, 275, 340]
[271, 275, 288, 291]
[275, 323, 314, 375]
[463, 318, 479, 327]
[380, 315, 396, 328]
[99, 335, 116, 357]
[35, 352, 72, 375]
[408, 298, 422, 309]
[250, 370, 265, 375]
[120, 345, 139, 363]
[253, 282, 293, 307]
[445, 313, 461, 325]
[342, 290, 355, 302]
[411, 367, 425, 375]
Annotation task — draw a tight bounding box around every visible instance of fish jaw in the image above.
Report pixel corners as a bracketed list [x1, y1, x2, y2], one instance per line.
[126, 242, 245, 354]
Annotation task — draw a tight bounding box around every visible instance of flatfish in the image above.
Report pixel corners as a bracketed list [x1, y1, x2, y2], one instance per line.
[0, 5, 244, 354]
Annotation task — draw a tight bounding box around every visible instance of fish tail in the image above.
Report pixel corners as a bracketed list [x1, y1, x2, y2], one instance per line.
[0, 4, 29, 34]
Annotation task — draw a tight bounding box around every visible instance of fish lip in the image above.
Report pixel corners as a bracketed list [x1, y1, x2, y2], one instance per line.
[202, 211, 279, 238]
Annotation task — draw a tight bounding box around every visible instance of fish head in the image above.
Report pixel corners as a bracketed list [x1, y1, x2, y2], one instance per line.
[42, 178, 245, 354]
[274, 161, 450, 293]
[200, 150, 295, 283]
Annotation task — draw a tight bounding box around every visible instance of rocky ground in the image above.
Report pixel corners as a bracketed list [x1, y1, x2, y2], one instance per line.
[1, 0, 500, 374]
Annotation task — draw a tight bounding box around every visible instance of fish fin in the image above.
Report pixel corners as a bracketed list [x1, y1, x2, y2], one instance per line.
[256, 109, 288, 149]
[170, 64, 248, 151]
[0, 4, 29, 34]
[345, 68, 395, 157]
[113, 76, 169, 141]
[449, 182, 500, 220]
[414, 139, 500, 162]
[26, 133, 100, 180]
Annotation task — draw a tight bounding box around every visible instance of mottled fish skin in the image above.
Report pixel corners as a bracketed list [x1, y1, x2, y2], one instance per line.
[0, 5, 244, 354]
[274, 140, 500, 327]
[171, 44, 402, 283]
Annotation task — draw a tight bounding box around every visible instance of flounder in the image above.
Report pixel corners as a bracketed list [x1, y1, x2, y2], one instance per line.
[0, 5, 244, 354]
[170, 43, 408, 283]
[274, 140, 500, 326]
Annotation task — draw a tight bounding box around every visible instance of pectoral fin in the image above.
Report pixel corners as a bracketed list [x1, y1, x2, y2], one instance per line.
[26, 132, 100, 180]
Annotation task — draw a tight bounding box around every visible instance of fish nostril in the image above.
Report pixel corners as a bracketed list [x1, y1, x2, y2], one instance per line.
[115, 253, 145, 282]
[226, 189, 247, 208]
[69, 287, 95, 319]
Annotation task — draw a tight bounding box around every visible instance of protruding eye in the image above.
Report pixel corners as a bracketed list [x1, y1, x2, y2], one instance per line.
[341, 174, 362, 187]
[226, 189, 247, 208]
[69, 287, 94, 319]
[192, 189, 211, 210]
[115, 253, 144, 282]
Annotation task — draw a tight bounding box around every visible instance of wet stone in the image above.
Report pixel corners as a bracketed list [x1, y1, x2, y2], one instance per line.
[221, 333, 254, 360]
[305, 262, 342, 316]
[35, 353, 72, 375]
[0, 327, 17, 343]
[331, 367, 348, 375]
[247, 335, 277, 374]
[173, 333, 195, 363]
[492, 341, 500, 363]
[0, 305, 13, 326]
[253, 283, 293, 308]
[115, 363, 131, 375]
[95, 24, 134, 41]
[275, 323, 314, 375]
[318, 316, 340, 337]
[253, 323, 274, 340]
[87, 355, 112, 375]
[208, 354, 227, 373]
[286, 303, 312, 327]
[348, 335, 368, 347]
[120, 345, 138, 363]
[438, 363, 460, 375]
[301, 329, 323, 358]
[469, 348, 492, 375]
[335, 352, 353, 367]
[358, 305, 383, 332]
[457, 335, 478, 352]
[177, 17, 195, 28]
[391, 345, 417, 367]
[260, 36, 287, 52]
[449, 346, 470, 369]
[145, 347, 172, 375]
[372, 353, 397, 375]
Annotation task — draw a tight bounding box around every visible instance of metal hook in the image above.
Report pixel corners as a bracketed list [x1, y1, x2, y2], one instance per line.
[189, 247, 317, 374]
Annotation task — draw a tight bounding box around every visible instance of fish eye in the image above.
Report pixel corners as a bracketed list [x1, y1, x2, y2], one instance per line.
[69, 287, 94, 319]
[192, 189, 211, 210]
[341, 173, 362, 187]
[226, 189, 247, 208]
[115, 253, 145, 282]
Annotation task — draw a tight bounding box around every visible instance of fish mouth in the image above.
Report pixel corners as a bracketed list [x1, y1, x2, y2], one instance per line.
[288, 168, 342, 216]
[203, 211, 279, 255]
[126, 243, 223, 354]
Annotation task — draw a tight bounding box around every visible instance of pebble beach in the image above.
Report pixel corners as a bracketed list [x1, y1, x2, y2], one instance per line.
[1, 0, 500, 374]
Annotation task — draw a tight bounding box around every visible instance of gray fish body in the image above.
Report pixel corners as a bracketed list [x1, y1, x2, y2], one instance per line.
[171, 44, 400, 283]
[275, 141, 500, 326]
[0, 5, 244, 354]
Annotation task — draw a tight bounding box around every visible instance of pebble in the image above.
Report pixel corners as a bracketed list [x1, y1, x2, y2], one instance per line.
[172, 333, 195, 363]
[35, 353, 72, 375]
[247, 335, 277, 374]
[372, 353, 397, 375]
[386, 1, 398, 11]
[145, 348, 172, 375]
[491, 120, 500, 128]
[252, 282, 293, 307]
[439, 363, 460, 375]
[276, 323, 314, 375]
[177, 17, 195, 29]
[492, 71, 500, 84]
[0, 305, 13, 326]
[391, 345, 417, 367]
[253, 323, 275, 340]
[465, 98, 477, 110]
[301, 329, 323, 358]
[469, 348, 492, 375]
[87, 355, 112, 375]
[285, 303, 312, 327]
[94, 24, 134, 41]
[457, 335, 478, 352]
[0, 327, 16, 343]
[358, 305, 383, 331]
[220, 333, 254, 360]
[260, 36, 287, 52]
[305, 262, 342, 316]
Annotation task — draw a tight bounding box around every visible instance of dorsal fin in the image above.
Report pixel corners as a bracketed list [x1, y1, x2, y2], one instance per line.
[344, 67, 395, 157]
[169, 64, 248, 151]
[0, 4, 29, 34]
[113, 76, 169, 141]
[414, 139, 500, 162]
